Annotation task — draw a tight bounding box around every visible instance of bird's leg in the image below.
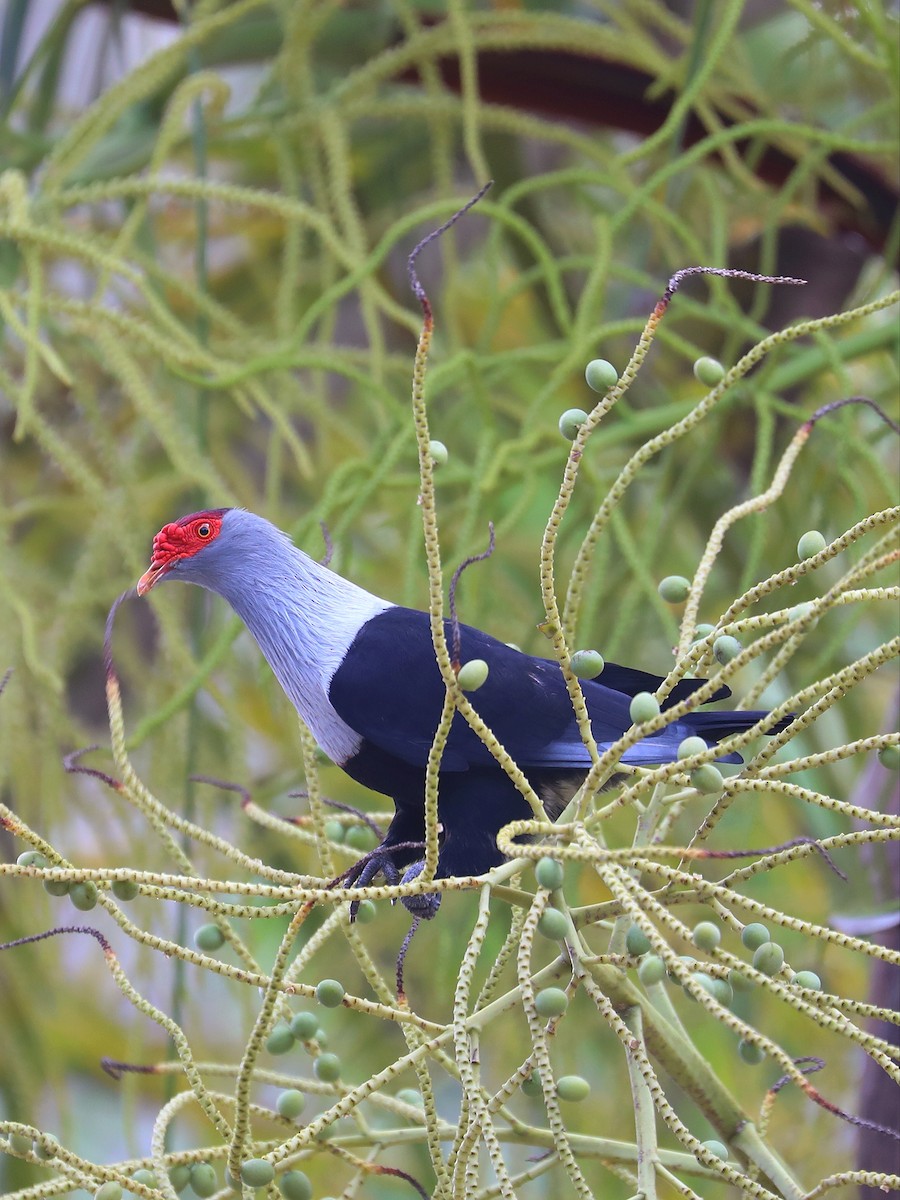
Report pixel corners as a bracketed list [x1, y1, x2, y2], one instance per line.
[344, 805, 426, 921]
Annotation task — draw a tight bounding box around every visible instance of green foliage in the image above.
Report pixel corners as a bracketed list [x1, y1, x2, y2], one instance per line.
[0, 2, 898, 1199]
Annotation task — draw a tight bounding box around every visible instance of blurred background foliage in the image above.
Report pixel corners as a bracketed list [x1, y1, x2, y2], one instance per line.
[0, 0, 897, 1196]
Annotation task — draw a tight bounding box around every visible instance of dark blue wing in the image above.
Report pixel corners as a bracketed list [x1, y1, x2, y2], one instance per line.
[328, 607, 752, 772]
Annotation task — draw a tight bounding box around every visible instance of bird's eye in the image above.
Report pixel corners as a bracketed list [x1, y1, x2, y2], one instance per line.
[197, 523, 211, 538]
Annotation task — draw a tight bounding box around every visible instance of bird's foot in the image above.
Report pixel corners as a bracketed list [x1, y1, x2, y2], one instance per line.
[343, 838, 426, 922]
[397, 860, 442, 920]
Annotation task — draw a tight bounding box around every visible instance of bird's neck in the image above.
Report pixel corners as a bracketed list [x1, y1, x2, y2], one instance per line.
[212, 529, 392, 761]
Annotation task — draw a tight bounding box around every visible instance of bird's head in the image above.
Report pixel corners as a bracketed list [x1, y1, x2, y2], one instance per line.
[137, 509, 231, 595]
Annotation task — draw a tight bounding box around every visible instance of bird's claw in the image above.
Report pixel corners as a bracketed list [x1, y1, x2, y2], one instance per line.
[347, 849, 400, 922]
[398, 860, 442, 920]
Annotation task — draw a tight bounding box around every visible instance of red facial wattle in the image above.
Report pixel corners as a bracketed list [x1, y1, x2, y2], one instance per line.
[136, 510, 226, 595]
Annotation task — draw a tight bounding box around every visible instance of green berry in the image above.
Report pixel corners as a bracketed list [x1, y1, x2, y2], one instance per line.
[570, 649, 604, 679]
[194, 923, 225, 952]
[279, 1171, 313, 1200]
[692, 623, 716, 642]
[16, 850, 48, 868]
[558, 408, 589, 440]
[324, 819, 346, 843]
[345, 824, 377, 851]
[354, 898, 377, 924]
[668, 955, 696, 982]
[457, 658, 489, 691]
[556, 1075, 590, 1101]
[787, 601, 817, 623]
[289, 1011, 320, 1040]
[741, 923, 770, 950]
[792, 970, 822, 991]
[189, 1163, 218, 1198]
[797, 530, 827, 559]
[708, 977, 733, 1006]
[625, 924, 652, 956]
[167, 1164, 191, 1193]
[684, 972, 717, 1001]
[738, 1039, 766, 1065]
[677, 736, 708, 760]
[692, 921, 721, 952]
[521, 1071, 543, 1097]
[585, 359, 618, 391]
[752, 941, 785, 976]
[534, 987, 569, 1017]
[713, 635, 741, 665]
[877, 744, 900, 771]
[535, 856, 564, 891]
[241, 1159, 275, 1188]
[9, 1133, 33, 1155]
[35, 1134, 60, 1161]
[658, 575, 690, 604]
[690, 764, 723, 794]
[630, 692, 660, 724]
[111, 879, 140, 901]
[693, 357, 726, 387]
[131, 1170, 157, 1188]
[428, 439, 449, 467]
[537, 908, 569, 940]
[69, 881, 98, 911]
[314, 1052, 342, 1082]
[43, 877, 70, 896]
[728, 968, 754, 992]
[265, 1022, 295, 1055]
[639, 955, 666, 986]
[276, 1089, 306, 1120]
[396, 1088, 424, 1107]
[699, 1139, 728, 1160]
[316, 979, 345, 1008]
[94, 1185, 124, 1200]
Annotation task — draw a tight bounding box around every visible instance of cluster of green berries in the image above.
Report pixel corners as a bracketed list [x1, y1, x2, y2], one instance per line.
[628, 917, 823, 1064]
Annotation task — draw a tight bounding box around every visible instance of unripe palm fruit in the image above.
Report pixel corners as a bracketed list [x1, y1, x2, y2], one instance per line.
[699, 1139, 728, 1160]
[266, 1022, 295, 1055]
[94, 1185, 123, 1200]
[585, 359, 618, 391]
[345, 825, 377, 851]
[713, 635, 741, 665]
[194, 923, 225, 952]
[314, 1052, 342, 1082]
[558, 408, 589, 439]
[241, 1159, 275, 1188]
[690, 764, 723, 794]
[630, 692, 659, 723]
[70, 881, 98, 911]
[168, 1164, 191, 1192]
[625, 924, 652, 956]
[677, 736, 708, 760]
[324, 819, 346, 843]
[638, 956, 666, 986]
[691, 921, 721, 952]
[535, 857, 564, 890]
[752, 941, 785, 976]
[276, 1089, 306, 1120]
[131, 1170, 157, 1188]
[279, 1171, 313, 1200]
[289, 1011, 319, 1040]
[534, 987, 569, 1017]
[111, 879, 140, 901]
[556, 1075, 590, 1101]
[189, 1163, 218, 1198]
[570, 649, 604, 679]
[658, 575, 690, 603]
[792, 970, 822, 991]
[354, 898, 377, 923]
[692, 623, 716, 641]
[316, 979, 345, 1007]
[537, 908, 569, 940]
[43, 877, 70, 896]
[797, 530, 826, 559]
[738, 1039, 766, 1065]
[17, 850, 47, 868]
[693, 357, 725, 387]
[521, 1071, 543, 1097]
[457, 658, 489, 691]
[428, 440, 448, 467]
[741, 922, 770, 950]
[396, 1088, 424, 1107]
[877, 744, 900, 771]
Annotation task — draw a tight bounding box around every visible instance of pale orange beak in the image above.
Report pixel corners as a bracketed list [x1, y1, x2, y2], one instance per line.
[136, 561, 172, 596]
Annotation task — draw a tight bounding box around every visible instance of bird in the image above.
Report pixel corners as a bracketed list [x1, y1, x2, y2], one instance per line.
[137, 507, 788, 916]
